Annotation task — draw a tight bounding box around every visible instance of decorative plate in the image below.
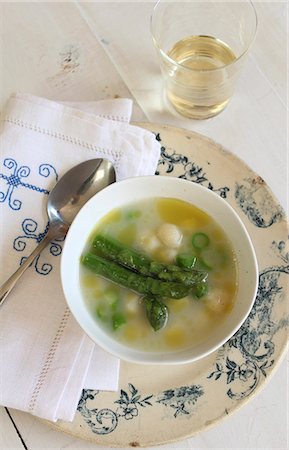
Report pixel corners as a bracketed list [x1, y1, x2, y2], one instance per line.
[51, 124, 289, 447]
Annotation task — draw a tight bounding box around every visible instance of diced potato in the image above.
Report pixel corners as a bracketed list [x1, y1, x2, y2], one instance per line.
[99, 208, 121, 226]
[123, 323, 149, 341]
[117, 223, 136, 246]
[169, 297, 190, 313]
[181, 218, 198, 229]
[164, 327, 186, 348]
[156, 198, 210, 226]
[156, 247, 177, 263]
[82, 274, 99, 289]
[123, 324, 140, 341]
[156, 223, 182, 248]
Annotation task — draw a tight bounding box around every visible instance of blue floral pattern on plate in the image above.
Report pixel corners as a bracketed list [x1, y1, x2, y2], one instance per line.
[77, 383, 204, 435]
[77, 384, 154, 435]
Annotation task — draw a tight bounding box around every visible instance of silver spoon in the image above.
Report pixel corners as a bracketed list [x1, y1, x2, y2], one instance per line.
[0, 158, 116, 307]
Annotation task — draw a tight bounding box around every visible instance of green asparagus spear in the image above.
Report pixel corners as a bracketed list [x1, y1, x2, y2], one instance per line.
[144, 297, 168, 331]
[149, 261, 206, 285]
[93, 234, 151, 274]
[92, 234, 207, 286]
[81, 253, 189, 299]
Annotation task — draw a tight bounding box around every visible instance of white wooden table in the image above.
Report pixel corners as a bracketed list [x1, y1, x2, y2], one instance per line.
[1, 2, 288, 449]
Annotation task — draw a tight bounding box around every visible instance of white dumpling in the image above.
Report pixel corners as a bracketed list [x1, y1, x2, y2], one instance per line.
[139, 232, 161, 252]
[125, 294, 139, 314]
[156, 223, 182, 248]
[205, 289, 227, 314]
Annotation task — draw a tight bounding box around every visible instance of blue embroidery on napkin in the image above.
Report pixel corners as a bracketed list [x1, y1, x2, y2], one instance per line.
[13, 218, 64, 275]
[39, 163, 59, 182]
[0, 158, 58, 211]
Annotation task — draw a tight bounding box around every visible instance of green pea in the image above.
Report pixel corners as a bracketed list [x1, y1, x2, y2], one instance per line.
[192, 232, 210, 250]
[112, 312, 126, 330]
[193, 281, 209, 299]
[176, 253, 197, 269]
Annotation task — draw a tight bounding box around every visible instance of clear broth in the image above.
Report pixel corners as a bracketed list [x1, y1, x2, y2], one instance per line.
[80, 198, 238, 352]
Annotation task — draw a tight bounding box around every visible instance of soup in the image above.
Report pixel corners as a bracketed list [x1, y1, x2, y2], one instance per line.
[80, 197, 238, 352]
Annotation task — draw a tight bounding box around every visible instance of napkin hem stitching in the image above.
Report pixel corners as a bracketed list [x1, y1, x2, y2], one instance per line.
[12, 93, 131, 123]
[1, 117, 123, 166]
[95, 113, 129, 123]
[27, 307, 71, 413]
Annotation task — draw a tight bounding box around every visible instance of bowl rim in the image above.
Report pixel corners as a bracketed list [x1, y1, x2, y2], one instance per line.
[61, 175, 259, 365]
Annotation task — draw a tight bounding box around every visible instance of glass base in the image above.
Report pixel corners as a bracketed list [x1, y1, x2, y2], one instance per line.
[167, 93, 231, 120]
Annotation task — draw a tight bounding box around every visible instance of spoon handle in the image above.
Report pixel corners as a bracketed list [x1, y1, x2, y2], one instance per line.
[0, 231, 55, 307]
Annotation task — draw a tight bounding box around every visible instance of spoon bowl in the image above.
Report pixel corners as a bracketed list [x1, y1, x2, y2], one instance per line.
[0, 158, 116, 306]
[48, 159, 115, 228]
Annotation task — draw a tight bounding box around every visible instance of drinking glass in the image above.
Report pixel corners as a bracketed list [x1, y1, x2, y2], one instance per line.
[150, 1, 258, 119]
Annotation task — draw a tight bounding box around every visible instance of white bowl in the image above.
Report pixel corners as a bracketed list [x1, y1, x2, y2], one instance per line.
[61, 176, 258, 364]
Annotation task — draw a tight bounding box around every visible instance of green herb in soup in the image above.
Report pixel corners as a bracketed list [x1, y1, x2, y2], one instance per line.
[80, 197, 238, 352]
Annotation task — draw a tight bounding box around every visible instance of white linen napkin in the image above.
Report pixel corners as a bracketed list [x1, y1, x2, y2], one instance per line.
[0, 93, 160, 422]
